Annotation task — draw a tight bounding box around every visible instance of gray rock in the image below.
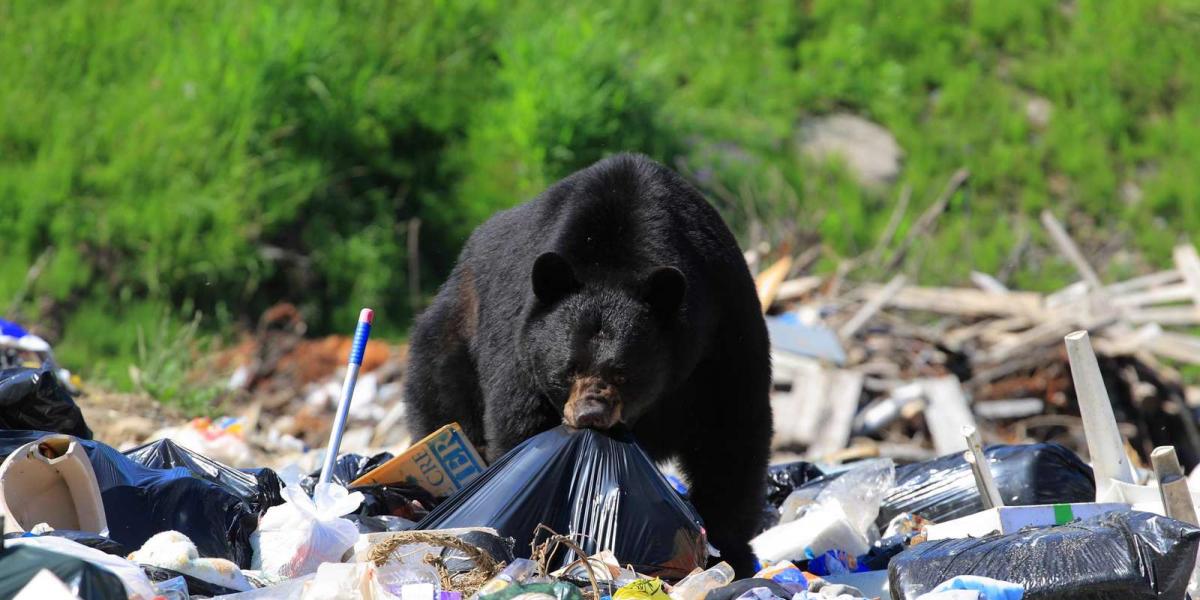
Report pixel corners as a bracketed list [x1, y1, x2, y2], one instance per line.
[1025, 96, 1053, 129]
[797, 114, 903, 188]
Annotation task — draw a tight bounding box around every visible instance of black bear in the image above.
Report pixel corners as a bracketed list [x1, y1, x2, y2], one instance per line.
[404, 153, 772, 575]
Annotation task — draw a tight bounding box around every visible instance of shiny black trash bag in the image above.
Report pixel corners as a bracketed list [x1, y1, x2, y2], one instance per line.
[417, 425, 707, 579]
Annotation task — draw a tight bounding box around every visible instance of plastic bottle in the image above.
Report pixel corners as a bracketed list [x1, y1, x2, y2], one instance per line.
[472, 558, 540, 599]
[667, 562, 734, 600]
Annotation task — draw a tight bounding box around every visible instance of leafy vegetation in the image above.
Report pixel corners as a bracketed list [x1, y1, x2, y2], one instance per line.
[2, 0, 1198, 395]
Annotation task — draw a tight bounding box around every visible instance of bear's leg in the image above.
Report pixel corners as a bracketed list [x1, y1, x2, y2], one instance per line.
[677, 365, 772, 578]
[403, 295, 487, 448]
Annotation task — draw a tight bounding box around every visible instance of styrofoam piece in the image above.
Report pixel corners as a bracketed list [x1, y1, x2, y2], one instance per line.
[751, 505, 869, 561]
[1064, 330, 1137, 492]
[0, 435, 107, 535]
[925, 503, 1130, 541]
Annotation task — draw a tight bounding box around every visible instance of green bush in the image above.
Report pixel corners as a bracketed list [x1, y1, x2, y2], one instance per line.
[1, 0, 1198, 391]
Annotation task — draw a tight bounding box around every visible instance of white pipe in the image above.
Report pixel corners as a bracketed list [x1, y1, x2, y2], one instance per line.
[1064, 330, 1136, 488]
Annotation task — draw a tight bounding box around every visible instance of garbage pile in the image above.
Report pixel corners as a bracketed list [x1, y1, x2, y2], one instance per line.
[211, 303, 410, 465]
[7, 212, 1200, 598]
[4, 324, 1200, 600]
[757, 212, 1200, 473]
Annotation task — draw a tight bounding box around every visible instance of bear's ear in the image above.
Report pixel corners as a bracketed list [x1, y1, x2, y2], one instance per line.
[644, 266, 686, 316]
[532, 252, 579, 304]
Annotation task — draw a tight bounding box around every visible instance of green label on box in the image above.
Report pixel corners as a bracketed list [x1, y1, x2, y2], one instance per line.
[1053, 504, 1075, 525]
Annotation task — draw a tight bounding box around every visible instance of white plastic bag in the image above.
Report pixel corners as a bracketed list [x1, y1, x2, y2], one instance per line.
[753, 459, 895, 561]
[250, 467, 364, 578]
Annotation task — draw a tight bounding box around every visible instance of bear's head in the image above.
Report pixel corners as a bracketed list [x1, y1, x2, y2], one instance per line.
[519, 251, 685, 430]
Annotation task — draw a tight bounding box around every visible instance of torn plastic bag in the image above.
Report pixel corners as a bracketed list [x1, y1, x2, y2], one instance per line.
[0, 430, 260, 567]
[124, 438, 284, 514]
[0, 368, 91, 439]
[796, 444, 1094, 529]
[417, 425, 707, 580]
[888, 510, 1200, 600]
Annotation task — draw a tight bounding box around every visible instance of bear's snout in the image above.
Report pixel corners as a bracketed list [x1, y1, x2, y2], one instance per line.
[563, 375, 623, 429]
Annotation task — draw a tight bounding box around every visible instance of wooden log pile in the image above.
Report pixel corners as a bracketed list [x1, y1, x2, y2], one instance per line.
[760, 211, 1200, 472]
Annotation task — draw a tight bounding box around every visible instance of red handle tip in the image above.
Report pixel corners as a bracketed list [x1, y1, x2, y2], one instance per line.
[359, 308, 374, 324]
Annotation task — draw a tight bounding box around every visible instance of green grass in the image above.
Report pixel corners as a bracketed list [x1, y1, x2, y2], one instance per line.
[2, 0, 1199, 392]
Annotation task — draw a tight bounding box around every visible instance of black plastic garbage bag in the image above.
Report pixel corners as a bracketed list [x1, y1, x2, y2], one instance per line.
[0, 542, 127, 599]
[124, 438, 284, 514]
[417, 425, 707, 579]
[765, 461, 824, 507]
[888, 510, 1200, 600]
[796, 443, 1094, 529]
[354, 483, 439, 520]
[0, 431, 259, 568]
[5, 530, 132, 557]
[0, 368, 91, 439]
[141, 564, 241, 597]
[877, 443, 1095, 527]
[349, 514, 419, 533]
[301, 451, 394, 492]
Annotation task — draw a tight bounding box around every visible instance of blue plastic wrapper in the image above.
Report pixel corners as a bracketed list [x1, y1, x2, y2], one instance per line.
[0, 431, 260, 567]
[417, 425, 707, 579]
[888, 510, 1200, 599]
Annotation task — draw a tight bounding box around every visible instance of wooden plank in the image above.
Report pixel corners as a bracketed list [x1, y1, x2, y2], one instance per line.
[1146, 331, 1200, 364]
[1125, 307, 1200, 326]
[1040, 210, 1103, 290]
[807, 370, 865, 458]
[923, 376, 975, 455]
[864, 285, 1044, 318]
[1111, 283, 1195, 308]
[1172, 244, 1200, 307]
[840, 274, 906, 339]
[1103, 269, 1182, 297]
[770, 358, 827, 448]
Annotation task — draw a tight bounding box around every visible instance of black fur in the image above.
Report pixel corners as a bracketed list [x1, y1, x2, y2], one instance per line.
[403, 153, 773, 575]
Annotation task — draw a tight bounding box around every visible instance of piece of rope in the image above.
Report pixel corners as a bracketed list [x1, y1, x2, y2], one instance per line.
[368, 531, 505, 596]
[530, 524, 601, 600]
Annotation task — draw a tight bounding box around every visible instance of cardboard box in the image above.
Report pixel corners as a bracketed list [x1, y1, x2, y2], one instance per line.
[350, 423, 486, 497]
[925, 503, 1129, 541]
